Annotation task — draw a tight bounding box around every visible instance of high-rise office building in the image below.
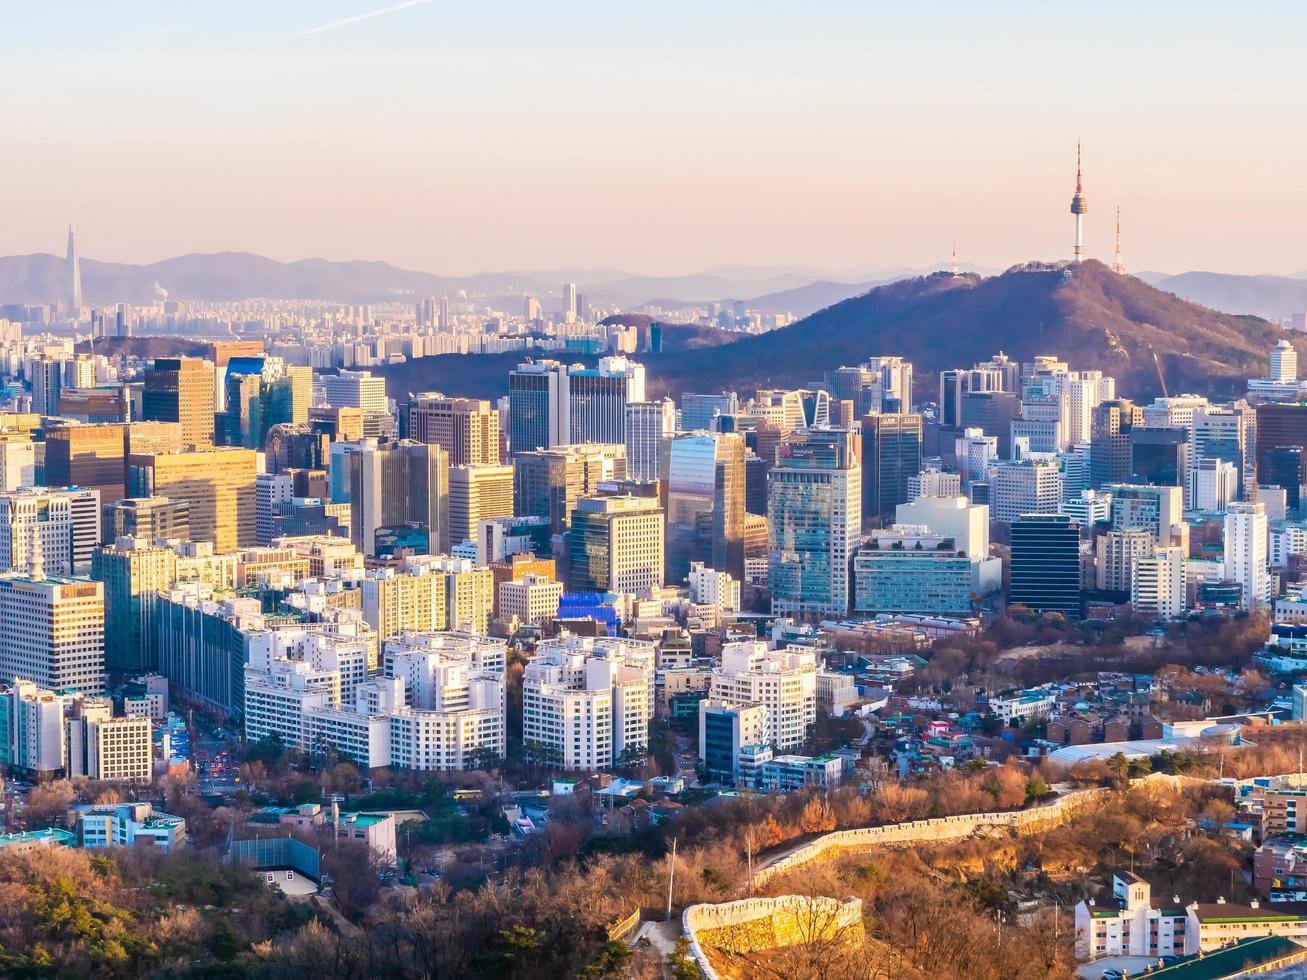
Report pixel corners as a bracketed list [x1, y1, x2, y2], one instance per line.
[960, 390, 1020, 458]
[1089, 399, 1142, 489]
[142, 357, 216, 448]
[1256, 403, 1307, 495]
[1264, 446, 1304, 516]
[1190, 402, 1256, 504]
[768, 428, 861, 618]
[513, 443, 626, 534]
[680, 392, 740, 431]
[448, 464, 515, 547]
[29, 358, 65, 416]
[568, 357, 645, 445]
[0, 575, 104, 694]
[567, 494, 664, 594]
[407, 394, 501, 465]
[106, 496, 190, 543]
[1009, 514, 1081, 616]
[991, 458, 1063, 524]
[348, 439, 449, 557]
[0, 432, 36, 491]
[90, 538, 177, 673]
[861, 356, 914, 413]
[665, 431, 746, 582]
[624, 399, 676, 482]
[322, 370, 390, 437]
[1223, 501, 1269, 612]
[127, 447, 258, 552]
[508, 360, 569, 453]
[563, 283, 578, 324]
[222, 356, 312, 449]
[861, 412, 923, 523]
[65, 697, 152, 783]
[0, 486, 101, 575]
[1129, 427, 1189, 487]
[43, 422, 125, 526]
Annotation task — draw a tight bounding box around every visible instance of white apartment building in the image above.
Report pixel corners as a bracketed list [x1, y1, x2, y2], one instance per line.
[498, 574, 563, 626]
[686, 562, 741, 613]
[991, 458, 1063, 524]
[2, 680, 66, 778]
[522, 635, 655, 771]
[987, 690, 1056, 724]
[66, 697, 152, 783]
[0, 575, 104, 694]
[244, 628, 505, 772]
[907, 467, 962, 500]
[1108, 484, 1184, 545]
[1132, 546, 1187, 619]
[1095, 528, 1154, 593]
[1075, 873, 1185, 962]
[1191, 458, 1238, 513]
[708, 641, 817, 753]
[1224, 501, 1269, 612]
[361, 554, 495, 639]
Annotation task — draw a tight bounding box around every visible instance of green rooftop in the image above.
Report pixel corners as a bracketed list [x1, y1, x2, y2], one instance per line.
[1135, 936, 1305, 979]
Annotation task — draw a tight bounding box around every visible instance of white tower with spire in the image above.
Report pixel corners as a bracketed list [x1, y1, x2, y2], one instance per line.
[1070, 144, 1088, 264]
[66, 224, 82, 315]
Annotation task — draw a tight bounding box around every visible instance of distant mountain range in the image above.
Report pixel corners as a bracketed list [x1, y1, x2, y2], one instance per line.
[0, 251, 984, 313]
[375, 260, 1294, 403]
[1137, 271, 1307, 321]
[4, 249, 1306, 323]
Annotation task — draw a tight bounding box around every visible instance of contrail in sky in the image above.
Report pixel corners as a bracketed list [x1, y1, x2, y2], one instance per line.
[302, 0, 431, 35]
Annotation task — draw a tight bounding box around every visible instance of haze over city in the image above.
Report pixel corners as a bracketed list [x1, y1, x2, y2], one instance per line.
[9, 5, 1307, 980]
[4, 2, 1306, 275]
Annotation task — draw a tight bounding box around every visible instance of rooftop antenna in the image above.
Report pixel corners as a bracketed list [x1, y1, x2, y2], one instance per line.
[1112, 205, 1125, 275]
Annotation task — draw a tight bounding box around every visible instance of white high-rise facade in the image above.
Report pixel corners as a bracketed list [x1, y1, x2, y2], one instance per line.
[708, 641, 817, 753]
[956, 428, 998, 486]
[0, 576, 104, 694]
[1223, 501, 1269, 612]
[991, 459, 1063, 523]
[567, 357, 645, 445]
[623, 399, 676, 482]
[1132, 546, 1187, 619]
[0, 487, 100, 576]
[521, 635, 654, 772]
[1192, 458, 1238, 513]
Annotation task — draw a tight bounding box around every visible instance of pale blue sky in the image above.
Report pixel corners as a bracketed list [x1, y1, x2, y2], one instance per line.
[1, 2, 1303, 275]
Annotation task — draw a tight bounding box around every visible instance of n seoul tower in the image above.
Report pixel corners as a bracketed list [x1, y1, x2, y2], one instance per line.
[1070, 143, 1088, 263]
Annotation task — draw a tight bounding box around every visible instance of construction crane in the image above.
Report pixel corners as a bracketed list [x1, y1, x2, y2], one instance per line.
[1151, 348, 1169, 398]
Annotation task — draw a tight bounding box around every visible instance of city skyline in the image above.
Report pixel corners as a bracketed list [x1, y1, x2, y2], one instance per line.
[3, 3, 1306, 276]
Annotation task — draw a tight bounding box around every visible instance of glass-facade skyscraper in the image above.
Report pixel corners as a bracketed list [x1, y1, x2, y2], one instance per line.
[767, 428, 861, 618]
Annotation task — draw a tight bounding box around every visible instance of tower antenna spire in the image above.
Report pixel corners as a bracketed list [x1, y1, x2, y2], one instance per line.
[1070, 142, 1088, 263]
[951, 242, 958, 277]
[1113, 205, 1125, 275]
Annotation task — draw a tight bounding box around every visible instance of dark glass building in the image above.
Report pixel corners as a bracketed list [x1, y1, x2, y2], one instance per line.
[1009, 514, 1082, 616]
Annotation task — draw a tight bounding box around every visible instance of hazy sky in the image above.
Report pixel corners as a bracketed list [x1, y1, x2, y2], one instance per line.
[2, 2, 1304, 276]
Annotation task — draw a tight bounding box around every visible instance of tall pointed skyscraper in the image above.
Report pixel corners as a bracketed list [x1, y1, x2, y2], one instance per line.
[1070, 143, 1087, 264]
[66, 224, 82, 313]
